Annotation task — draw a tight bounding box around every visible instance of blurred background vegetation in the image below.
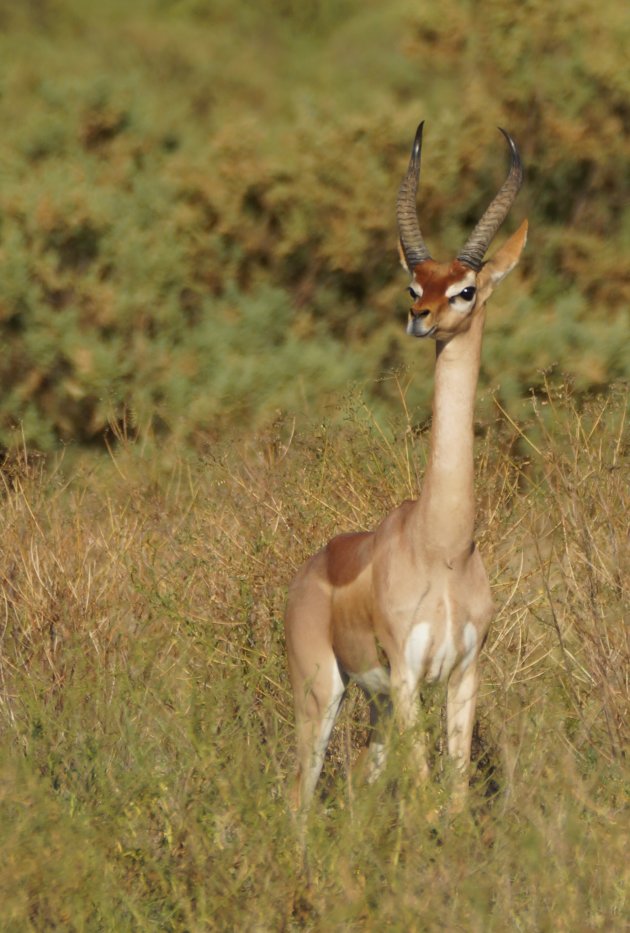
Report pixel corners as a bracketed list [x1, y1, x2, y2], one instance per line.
[0, 0, 628, 451]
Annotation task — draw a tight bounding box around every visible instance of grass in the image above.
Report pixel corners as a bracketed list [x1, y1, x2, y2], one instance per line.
[0, 384, 627, 929]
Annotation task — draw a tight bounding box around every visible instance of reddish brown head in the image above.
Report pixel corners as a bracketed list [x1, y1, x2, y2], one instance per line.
[406, 259, 477, 339]
[397, 123, 527, 341]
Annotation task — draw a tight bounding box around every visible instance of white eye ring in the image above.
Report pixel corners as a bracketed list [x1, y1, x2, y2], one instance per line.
[449, 286, 476, 307]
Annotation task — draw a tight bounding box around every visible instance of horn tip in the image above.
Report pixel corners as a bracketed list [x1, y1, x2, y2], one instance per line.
[497, 127, 521, 158]
[412, 121, 425, 158]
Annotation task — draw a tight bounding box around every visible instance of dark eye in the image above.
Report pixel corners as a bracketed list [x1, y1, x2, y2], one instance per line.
[459, 286, 476, 301]
[407, 287, 417, 299]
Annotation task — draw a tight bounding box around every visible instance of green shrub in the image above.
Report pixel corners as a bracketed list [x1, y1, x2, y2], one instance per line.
[0, 0, 628, 451]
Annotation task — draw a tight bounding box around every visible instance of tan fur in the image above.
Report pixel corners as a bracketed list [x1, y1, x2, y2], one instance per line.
[285, 220, 528, 812]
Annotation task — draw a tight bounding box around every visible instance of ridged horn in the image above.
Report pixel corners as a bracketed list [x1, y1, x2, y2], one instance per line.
[397, 121, 432, 271]
[457, 128, 524, 271]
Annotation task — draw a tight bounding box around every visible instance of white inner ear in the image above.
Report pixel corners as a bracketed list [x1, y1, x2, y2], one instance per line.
[488, 255, 518, 284]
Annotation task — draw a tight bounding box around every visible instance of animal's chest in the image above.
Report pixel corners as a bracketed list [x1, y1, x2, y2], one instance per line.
[403, 599, 478, 684]
[375, 554, 493, 684]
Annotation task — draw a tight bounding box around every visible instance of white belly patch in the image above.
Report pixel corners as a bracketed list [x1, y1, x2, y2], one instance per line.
[350, 666, 391, 696]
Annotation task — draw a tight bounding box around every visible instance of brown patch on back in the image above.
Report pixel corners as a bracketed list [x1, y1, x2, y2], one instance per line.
[326, 531, 373, 587]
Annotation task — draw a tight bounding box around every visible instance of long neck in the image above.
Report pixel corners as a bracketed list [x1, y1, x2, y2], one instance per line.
[415, 306, 486, 555]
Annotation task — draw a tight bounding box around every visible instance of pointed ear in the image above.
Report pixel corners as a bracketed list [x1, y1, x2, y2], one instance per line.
[397, 239, 410, 274]
[476, 219, 528, 303]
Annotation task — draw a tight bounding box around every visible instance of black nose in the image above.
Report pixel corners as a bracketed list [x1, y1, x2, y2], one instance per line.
[411, 309, 430, 320]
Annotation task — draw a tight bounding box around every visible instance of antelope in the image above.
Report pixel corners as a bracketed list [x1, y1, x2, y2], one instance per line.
[284, 122, 527, 813]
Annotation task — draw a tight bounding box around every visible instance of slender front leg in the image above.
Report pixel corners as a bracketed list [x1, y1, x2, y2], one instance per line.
[390, 663, 430, 780]
[446, 660, 479, 807]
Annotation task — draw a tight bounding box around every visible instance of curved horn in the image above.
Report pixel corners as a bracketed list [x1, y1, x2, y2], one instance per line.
[457, 128, 524, 271]
[397, 121, 432, 271]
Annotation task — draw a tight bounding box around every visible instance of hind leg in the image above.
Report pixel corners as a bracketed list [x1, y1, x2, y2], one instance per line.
[292, 661, 345, 811]
[364, 692, 392, 783]
[285, 558, 344, 812]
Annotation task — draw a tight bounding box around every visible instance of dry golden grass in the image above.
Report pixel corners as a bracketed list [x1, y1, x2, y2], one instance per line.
[0, 385, 628, 929]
